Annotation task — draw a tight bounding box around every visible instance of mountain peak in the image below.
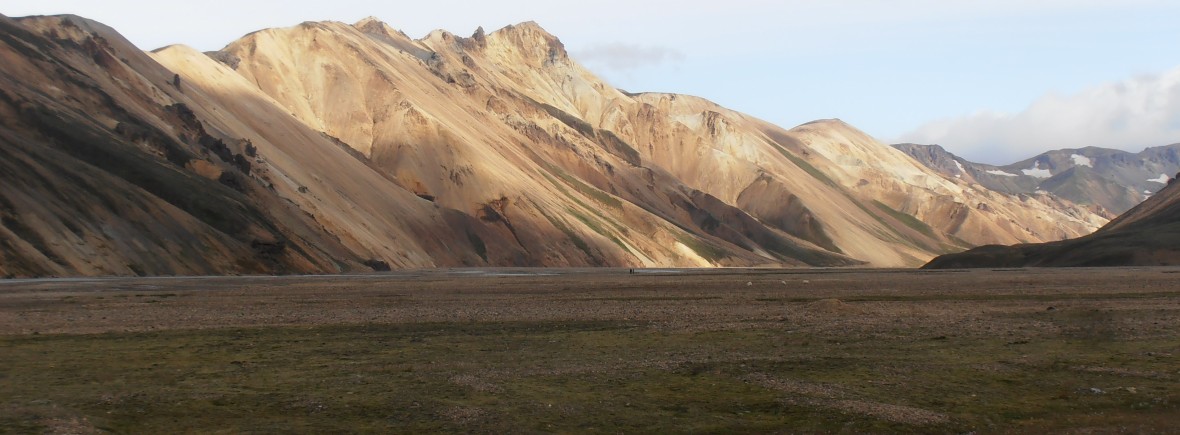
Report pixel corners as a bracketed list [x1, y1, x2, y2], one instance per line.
[354, 16, 394, 35]
[16, 14, 127, 47]
[354, 16, 386, 28]
[486, 21, 567, 63]
[792, 118, 868, 138]
[507, 21, 546, 31]
[355, 16, 419, 39]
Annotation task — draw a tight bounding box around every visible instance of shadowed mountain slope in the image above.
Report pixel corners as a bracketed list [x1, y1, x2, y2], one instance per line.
[924, 176, 1180, 268]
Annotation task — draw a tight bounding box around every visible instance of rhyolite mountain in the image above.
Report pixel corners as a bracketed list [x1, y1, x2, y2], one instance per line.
[895, 143, 1180, 215]
[0, 14, 1106, 277]
[924, 173, 1180, 268]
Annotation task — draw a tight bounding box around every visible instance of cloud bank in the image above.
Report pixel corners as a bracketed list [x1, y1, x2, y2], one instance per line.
[899, 65, 1180, 164]
[571, 43, 685, 72]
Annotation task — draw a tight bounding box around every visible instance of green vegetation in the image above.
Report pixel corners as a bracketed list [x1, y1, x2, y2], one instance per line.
[764, 143, 942, 252]
[2, 314, 1176, 433]
[3, 270, 1180, 432]
[557, 172, 623, 210]
[542, 165, 623, 210]
[538, 169, 632, 257]
[674, 233, 729, 262]
[567, 208, 630, 254]
[872, 200, 937, 238]
[543, 171, 629, 232]
[769, 144, 839, 189]
[537, 209, 595, 260]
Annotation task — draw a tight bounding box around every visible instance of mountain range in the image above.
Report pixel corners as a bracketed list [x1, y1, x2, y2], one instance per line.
[895, 143, 1180, 215]
[0, 14, 1109, 277]
[925, 173, 1180, 268]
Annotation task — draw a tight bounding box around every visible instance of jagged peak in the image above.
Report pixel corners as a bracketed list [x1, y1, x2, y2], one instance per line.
[344, 18, 432, 61]
[353, 17, 390, 36]
[489, 21, 559, 43]
[486, 21, 567, 63]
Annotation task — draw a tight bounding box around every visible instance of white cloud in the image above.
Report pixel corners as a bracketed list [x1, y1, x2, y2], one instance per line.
[899, 65, 1180, 164]
[572, 43, 685, 72]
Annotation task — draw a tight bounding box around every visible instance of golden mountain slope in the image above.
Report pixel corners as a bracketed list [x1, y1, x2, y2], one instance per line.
[193, 18, 1102, 267]
[0, 15, 1107, 276]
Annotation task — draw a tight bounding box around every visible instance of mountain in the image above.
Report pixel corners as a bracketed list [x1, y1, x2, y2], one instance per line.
[0, 14, 1107, 277]
[895, 143, 1180, 214]
[924, 176, 1180, 268]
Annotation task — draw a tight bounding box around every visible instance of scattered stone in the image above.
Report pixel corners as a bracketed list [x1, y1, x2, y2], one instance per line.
[1089, 388, 1105, 395]
[746, 282, 753, 286]
[1046, 306, 1057, 311]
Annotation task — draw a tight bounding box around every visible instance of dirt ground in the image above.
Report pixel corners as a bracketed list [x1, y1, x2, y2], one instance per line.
[1, 267, 1178, 432]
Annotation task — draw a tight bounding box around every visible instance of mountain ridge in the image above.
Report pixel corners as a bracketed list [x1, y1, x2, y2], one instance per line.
[0, 14, 1106, 277]
[896, 142, 1180, 215]
[924, 175, 1180, 268]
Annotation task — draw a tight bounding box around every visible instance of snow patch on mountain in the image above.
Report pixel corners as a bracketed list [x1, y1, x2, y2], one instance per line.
[1022, 162, 1052, 179]
[1071, 154, 1093, 167]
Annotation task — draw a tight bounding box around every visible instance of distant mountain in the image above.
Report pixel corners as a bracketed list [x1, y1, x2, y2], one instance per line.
[895, 143, 1180, 214]
[0, 14, 1107, 277]
[924, 175, 1180, 268]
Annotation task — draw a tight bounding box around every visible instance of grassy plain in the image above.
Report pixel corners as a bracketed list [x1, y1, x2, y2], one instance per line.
[1, 268, 1178, 433]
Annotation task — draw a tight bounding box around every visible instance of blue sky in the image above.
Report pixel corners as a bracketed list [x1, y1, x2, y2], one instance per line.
[8, 1, 1180, 164]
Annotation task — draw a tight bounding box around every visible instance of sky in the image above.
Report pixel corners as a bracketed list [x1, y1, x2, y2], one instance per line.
[7, 1, 1180, 164]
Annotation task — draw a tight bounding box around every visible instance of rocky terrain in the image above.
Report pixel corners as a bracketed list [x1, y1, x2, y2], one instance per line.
[896, 143, 1180, 215]
[0, 14, 1108, 277]
[925, 167, 1180, 268]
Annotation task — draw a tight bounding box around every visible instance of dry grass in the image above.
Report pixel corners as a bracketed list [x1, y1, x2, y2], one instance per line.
[1, 267, 1178, 432]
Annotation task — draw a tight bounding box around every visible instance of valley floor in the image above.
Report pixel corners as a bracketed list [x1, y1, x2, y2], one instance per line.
[1, 268, 1178, 432]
